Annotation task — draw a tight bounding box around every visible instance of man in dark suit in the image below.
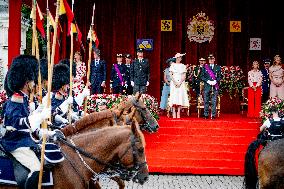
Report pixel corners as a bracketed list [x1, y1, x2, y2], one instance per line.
[110, 54, 127, 94]
[201, 54, 222, 119]
[90, 48, 107, 94]
[130, 48, 150, 94]
[261, 58, 271, 103]
[124, 53, 133, 95]
[192, 57, 206, 101]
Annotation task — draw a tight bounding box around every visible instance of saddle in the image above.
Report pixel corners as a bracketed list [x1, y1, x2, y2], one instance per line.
[0, 142, 64, 187]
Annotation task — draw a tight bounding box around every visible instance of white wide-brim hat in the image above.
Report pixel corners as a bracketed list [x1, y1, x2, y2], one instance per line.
[174, 53, 186, 58]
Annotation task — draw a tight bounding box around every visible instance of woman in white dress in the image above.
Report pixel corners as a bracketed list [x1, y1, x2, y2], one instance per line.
[169, 53, 190, 118]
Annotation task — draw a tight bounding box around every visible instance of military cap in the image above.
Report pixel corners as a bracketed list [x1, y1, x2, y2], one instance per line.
[8, 55, 38, 92]
[125, 54, 132, 58]
[116, 53, 123, 57]
[137, 48, 144, 53]
[52, 64, 70, 91]
[208, 54, 215, 59]
[199, 57, 206, 61]
[263, 58, 271, 64]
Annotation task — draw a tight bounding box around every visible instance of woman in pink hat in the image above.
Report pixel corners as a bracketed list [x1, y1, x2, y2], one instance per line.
[168, 53, 189, 118]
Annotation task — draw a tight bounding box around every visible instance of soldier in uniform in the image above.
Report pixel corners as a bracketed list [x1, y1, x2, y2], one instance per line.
[192, 57, 206, 105]
[261, 59, 271, 103]
[130, 48, 150, 94]
[124, 53, 133, 95]
[201, 54, 222, 119]
[90, 48, 107, 94]
[0, 55, 52, 189]
[49, 64, 89, 128]
[110, 54, 127, 94]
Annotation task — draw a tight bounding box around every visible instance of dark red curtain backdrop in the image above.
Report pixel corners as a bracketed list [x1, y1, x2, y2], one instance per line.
[22, 0, 284, 100]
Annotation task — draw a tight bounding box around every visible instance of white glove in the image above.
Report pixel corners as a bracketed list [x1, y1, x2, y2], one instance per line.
[38, 128, 56, 139]
[34, 104, 44, 114]
[146, 81, 149, 86]
[211, 80, 217, 85]
[110, 84, 113, 88]
[59, 96, 73, 114]
[131, 81, 134, 86]
[54, 115, 69, 124]
[42, 92, 53, 107]
[207, 80, 212, 85]
[71, 112, 79, 121]
[29, 102, 36, 112]
[125, 83, 128, 88]
[75, 87, 90, 106]
[28, 107, 51, 132]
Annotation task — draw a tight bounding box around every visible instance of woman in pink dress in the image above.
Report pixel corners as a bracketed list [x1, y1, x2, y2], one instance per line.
[73, 51, 86, 96]
[248, 61, 263, 118]
[269, 55, 284, 100]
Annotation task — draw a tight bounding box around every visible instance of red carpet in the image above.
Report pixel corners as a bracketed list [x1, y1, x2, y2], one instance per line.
[144, 114, 260, 175]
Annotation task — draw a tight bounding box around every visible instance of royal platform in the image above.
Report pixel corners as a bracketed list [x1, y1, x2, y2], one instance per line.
[144, 114, 260, 175]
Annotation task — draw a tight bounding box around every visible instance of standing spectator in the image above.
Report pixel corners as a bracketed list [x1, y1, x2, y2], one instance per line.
[130, 48, 150, 94]
[247, 61, 263, 118]
[192, 57, 206, 105]
[168, 53, 189, 118]
[261, 58, 271, 103]
[73, 51, 86, 96]
[124, 53, 133, 95]
[159, 57, 175, 112]
[110, 54, 127, 94]
[201, 54, 222, 119]
[90, 48, 106, 94]
[269, 55, 284, 100]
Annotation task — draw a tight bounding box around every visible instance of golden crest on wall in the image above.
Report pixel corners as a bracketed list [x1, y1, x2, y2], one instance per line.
[187, 12, 215, 43]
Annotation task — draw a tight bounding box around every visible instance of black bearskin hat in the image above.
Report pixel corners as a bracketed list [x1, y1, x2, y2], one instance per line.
[4, 71, 13, 97]
[52, 63, 70, 91]
[8, 55, 38, 92]
[40, 58, 48, 81]
[58, 59, 76, 77]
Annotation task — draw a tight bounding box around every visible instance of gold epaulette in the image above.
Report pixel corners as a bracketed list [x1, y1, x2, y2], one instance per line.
[11, 93, 24, 103]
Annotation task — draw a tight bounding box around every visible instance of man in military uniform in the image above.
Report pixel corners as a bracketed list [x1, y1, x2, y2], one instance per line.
[130, 48, 150, 94]
[261, 58, 271, 103]
[49, 63, 89, 128]
[201, 54, 222, 119]
[192, 57, 206, 104]
[124, 53, 133, 95]
[110, 54, 127, 94]
[0, 55, 52, 189]
[90, 48, 107, 94]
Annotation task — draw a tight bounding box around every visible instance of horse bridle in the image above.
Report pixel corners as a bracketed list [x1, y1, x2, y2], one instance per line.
[57, 131, 147, 182]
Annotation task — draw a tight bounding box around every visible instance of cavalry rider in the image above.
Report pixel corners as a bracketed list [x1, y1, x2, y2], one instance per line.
[48, 63, 89, 128]
[260, 106, 284, 140]
[0, 55, 53, 189]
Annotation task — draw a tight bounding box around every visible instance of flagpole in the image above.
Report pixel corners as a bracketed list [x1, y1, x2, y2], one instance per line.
[46, 0, 51, 80]
[38, 0, 60, 188]
[68, 0, 75, 123]
[84, 3, 95, 115]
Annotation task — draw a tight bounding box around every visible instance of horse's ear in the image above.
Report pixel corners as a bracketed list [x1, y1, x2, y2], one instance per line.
[131, 119, 140, 137]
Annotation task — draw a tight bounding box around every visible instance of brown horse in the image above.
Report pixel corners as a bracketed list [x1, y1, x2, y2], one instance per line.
[0, 121, 148, 189]
[244, 137, 284, 189]
[61, 92, 159, 136]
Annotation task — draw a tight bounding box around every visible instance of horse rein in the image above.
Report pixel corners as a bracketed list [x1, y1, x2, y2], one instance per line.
[57, 131, 147, 181]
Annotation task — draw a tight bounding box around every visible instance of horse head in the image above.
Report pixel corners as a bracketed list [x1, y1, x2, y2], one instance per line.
[129, 93, 159, 133]
[116, 121, 149, 185]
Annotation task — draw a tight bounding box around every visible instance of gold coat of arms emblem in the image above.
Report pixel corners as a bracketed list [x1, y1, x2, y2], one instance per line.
[187, 12, 215, 43]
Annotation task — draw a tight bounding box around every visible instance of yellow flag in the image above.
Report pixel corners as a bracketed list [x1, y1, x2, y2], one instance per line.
[161, 20, 172, 31]
[59, 0, 66, 15]
[230, 21, 241, 32]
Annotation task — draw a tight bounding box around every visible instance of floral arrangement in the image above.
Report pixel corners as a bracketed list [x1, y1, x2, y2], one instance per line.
[260, 97, 284, 123]
[86, 93, 160, 120]
[141, 94, 160, 120]
[219, 66, 246, 98]
[86, 94, 125, 113]
[0, 90, 8, 124]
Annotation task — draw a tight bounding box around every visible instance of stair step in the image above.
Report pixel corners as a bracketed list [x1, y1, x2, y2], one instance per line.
[146, 150, 246, 160]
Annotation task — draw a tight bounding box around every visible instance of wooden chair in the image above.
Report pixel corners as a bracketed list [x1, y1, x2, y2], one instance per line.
[197, 82, 221, 117]
[240, 87, 249, 114]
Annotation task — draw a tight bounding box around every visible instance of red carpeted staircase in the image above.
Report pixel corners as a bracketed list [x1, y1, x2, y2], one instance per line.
[144, 114, 260, 175]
